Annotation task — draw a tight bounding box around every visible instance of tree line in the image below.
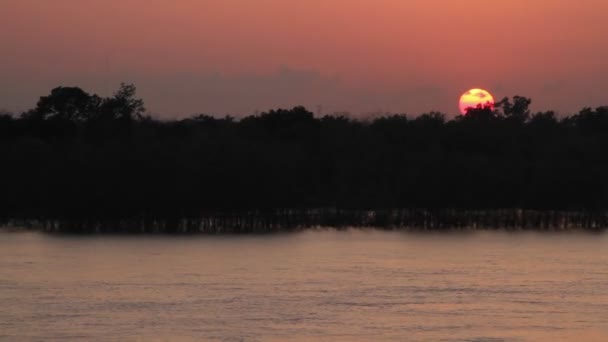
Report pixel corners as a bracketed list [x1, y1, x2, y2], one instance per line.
[1, 85, 607, 232]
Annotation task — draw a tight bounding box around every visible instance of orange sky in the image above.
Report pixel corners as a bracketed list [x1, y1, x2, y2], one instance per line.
[1, 0, 607, 117]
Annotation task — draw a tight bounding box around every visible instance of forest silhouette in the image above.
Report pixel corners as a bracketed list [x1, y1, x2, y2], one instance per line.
[1, 84, 607, 232]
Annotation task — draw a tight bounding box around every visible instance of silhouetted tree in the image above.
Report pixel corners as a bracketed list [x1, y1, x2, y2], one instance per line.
[496, 96, 532, 123]
[98, 83, 145, 121]
[85, 83, 145, 140]
[461, 103, 497, 121]
[1, 85, 608, 232]
[24, 86, 100, 121]
[0, 111, 15, 140]
[19, 87, 100, 140]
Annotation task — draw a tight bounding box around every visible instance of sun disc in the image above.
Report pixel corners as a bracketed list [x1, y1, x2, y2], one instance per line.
[459, 88, 495, 115]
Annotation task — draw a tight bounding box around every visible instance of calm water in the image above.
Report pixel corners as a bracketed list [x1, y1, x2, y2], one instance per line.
[1, 230, 607, 342]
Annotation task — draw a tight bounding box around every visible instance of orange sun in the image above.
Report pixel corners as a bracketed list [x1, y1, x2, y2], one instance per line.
[459, 88, 495, 114]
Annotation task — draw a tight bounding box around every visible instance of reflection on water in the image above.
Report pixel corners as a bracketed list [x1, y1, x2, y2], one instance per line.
[0, 230, 607, 341]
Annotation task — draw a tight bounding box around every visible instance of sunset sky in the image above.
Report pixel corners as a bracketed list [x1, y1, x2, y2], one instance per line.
[1, 0, 607, 117]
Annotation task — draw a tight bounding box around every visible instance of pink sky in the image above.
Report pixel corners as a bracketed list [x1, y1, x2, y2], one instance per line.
[1, 0, 607, 117]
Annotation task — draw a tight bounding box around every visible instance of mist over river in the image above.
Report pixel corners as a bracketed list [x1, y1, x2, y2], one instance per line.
[1, 230, 607, 341]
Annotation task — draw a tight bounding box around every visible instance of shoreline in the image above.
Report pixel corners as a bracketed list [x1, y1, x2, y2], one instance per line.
[3, 208, 606, 233]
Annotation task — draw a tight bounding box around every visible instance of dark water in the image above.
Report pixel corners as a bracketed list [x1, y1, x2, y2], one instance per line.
[1, 230, 607, 341]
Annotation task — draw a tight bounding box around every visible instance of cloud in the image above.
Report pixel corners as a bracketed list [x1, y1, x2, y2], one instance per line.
[94, 67, 453, 118]
[476, 92, 488, 99]
[134, 67, 345, 117]
[0, 65, 458, 118]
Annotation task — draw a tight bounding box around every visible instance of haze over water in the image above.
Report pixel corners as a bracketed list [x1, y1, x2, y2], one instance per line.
[1, 230, 607, 341]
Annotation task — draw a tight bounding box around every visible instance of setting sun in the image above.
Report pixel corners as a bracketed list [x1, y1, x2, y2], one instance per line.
[459, 88, 495, 114]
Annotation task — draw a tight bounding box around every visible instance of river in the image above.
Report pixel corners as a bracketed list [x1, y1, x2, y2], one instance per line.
[1, 230, 607, 341]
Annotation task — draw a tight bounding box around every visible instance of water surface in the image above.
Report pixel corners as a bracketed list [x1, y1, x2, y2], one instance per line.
[1, 230, 607, 341]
